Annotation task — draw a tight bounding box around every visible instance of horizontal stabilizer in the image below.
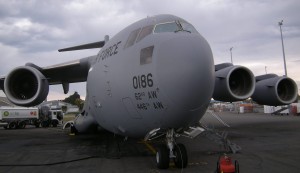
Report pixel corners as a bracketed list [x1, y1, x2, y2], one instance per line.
[58, 41, 105, 52]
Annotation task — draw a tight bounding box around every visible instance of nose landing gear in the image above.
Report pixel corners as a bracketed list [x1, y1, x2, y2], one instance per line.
[156, 129, 188, 169]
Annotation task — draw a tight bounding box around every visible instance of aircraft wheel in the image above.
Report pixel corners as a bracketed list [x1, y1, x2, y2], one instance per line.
[173, 143, 188, 168]
[156, 145, 170, 169]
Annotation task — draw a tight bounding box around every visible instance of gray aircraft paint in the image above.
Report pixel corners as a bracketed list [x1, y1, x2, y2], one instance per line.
[1, 14, 297, 139]
[80, 15, 214, 137]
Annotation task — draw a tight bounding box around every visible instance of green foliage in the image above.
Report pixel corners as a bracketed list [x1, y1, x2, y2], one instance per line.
[63, 91, 80, 104]
[74, 98, 84, 110]
[63, 92, 84, 110]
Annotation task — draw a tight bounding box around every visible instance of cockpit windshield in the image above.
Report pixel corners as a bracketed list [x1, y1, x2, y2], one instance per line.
[154, 21, 198, 34]
[180, 22, 198, 33]
[154, 22, 179, 33]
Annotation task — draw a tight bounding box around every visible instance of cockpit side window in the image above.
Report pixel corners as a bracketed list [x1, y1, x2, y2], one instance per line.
[124, 28, 141, 49]
[136, 25, 154, 43]
[140, 46, 154, 65]
[154, 22, 179, 33]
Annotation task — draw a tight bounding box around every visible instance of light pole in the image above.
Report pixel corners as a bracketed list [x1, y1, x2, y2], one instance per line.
[265, 66, 267, 74]
[278, 20, 287, 76]
[230, 47, 233, 64]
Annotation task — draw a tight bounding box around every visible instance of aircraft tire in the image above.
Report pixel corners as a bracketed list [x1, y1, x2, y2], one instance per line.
[173, 143, 188, 168]
[156, 145, 170, 169]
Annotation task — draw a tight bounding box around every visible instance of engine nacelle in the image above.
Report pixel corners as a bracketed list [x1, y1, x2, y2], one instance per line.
[252, 74, 298, 106]
[213, 63, 255, 102]
[4, 66, 49, 107]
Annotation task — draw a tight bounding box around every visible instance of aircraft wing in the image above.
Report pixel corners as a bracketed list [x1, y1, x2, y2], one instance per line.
[213, 63, 298, 106]
[42, 40, 106, 84]
[0, 56, 95, 106]
[0, 40, 106, 106]
[0, 40, 105, 95]
[0, 56, 94, 88]
[36, 57, 93, 84]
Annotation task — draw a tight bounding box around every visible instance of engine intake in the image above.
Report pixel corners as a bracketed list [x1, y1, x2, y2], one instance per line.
[4, 66, 49, 107]
[252, 74, 298, 106]
[213, 63, 255, 102]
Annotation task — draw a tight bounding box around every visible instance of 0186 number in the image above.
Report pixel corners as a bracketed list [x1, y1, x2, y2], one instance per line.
[133, 73, 153, 89]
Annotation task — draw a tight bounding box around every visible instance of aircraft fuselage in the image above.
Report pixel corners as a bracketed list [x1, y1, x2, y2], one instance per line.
[2, 14, 298, 170]
[85, 15, 214, 137]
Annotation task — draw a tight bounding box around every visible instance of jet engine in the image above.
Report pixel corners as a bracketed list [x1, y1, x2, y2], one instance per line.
[4, 66, 49, 107]
[251, 74, 298, 106]
[213, 63, 255, 102]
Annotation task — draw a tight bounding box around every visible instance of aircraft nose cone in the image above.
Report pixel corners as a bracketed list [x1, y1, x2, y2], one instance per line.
[156, 34, 214, 111]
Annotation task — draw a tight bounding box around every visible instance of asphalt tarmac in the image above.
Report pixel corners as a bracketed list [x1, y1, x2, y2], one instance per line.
[0, 112, 300, 173]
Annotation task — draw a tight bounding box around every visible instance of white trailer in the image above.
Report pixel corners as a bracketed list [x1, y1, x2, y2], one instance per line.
[0, 106, 40, 129]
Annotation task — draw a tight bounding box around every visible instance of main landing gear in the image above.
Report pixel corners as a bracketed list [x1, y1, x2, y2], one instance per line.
[155, 129, 188, 169]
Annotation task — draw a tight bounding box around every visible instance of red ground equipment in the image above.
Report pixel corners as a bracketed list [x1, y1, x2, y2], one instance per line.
[217, 155, 239, 173]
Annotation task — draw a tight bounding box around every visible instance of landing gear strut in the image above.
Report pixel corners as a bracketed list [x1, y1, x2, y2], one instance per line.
[156, 129, 188, 169]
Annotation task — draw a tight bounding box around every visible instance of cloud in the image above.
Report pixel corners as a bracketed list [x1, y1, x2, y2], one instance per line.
[0, 0, 300, 100]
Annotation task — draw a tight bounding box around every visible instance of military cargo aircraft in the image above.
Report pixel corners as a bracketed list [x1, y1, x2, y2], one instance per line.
[0, 14, 298, 169]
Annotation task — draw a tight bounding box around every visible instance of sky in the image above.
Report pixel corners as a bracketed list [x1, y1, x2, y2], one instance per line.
[0, 0, 300, 100]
